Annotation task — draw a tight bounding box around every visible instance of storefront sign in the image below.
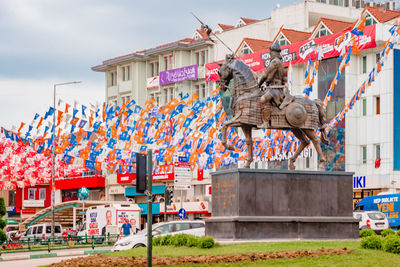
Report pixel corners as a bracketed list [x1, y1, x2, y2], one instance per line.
[23, 200, 44, 208]
[146, 76, 159, 89]
[206, 25, 376, 81]
[6, 206, 16, 213]
[162, 201, 209, 214]
[109, 185, 125, 195]
[159, 65, 198, 85]
[353, 176, 366, 189]
[22, 208, 36, 214]
[153, 164, 174, 181]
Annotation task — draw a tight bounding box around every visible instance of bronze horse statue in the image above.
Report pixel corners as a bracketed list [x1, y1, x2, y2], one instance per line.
[217, 55, 329, 169]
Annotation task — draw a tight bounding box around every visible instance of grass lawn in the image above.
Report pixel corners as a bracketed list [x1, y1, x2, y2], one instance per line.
[108, 241, 400, 266]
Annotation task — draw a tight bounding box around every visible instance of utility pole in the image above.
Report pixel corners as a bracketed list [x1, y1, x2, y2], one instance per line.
[146, 149, 153, 267]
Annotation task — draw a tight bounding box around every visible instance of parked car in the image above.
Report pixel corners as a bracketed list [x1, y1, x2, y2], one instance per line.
[62, 229, 78, 242]
[353, 211, 389, 233]
[112, 220, 205, 251]
[20, 223, 63, 242]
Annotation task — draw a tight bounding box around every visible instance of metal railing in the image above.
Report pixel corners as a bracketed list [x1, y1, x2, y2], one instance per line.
[0, 233, 119, 254]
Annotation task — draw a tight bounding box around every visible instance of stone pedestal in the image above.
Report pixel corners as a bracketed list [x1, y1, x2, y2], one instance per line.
[205, 169, 359, 239]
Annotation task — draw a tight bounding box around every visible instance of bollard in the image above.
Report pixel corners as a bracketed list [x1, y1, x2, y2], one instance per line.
[92, 235, 94, 250]
[48, 237, 51, 253]
[85, 233, 88, 244]
[28, 237, 31, 251]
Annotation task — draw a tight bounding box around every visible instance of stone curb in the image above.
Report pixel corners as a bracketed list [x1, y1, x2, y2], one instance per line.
[0, 249, 111, 261]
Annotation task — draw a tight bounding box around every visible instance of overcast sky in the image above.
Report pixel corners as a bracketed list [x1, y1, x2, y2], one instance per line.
[0, 0, 297, 130]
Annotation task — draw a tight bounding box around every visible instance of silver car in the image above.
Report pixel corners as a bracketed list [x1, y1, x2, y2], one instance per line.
[353, 211, 389, 233]
[113, 220, 205, 251]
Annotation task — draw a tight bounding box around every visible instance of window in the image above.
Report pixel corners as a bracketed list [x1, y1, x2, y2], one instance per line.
[375, 144, 381, 160]
[8, 190, 16, 206]
[200, 51, 206, 66]
[315, 24, 330, 38]
[242, 44, 252, 55]
[362, 56, 367, 74]
[201, 84, 207, 99]
[376, 54, 380, 63]
[169, 88, 174, 101]
[194, 84, 200, 97]
[153, 224, 174, 235]
[306, 157, 310, 168]
[362, 98, 367, 116]
[195, 52, 200, 66]
[126, 66, 130, 80]
[110, 72, 117, 86]
[190, 222, 205, 229]
[155, 62, 159, 75]
[37, 226, 43, 234]
[55, 225, 61, 233]
[164, 56, 168, 71]
[278, 35, 289, 46]
[122, 67, 126, 81]
[365, 13, 377, 26]
[32, 227, 37, 235]
[376, 96, 380, 115]
[121, 95, 131, 105]
[174, 223, 191, 232]
[28, 188, 36, 200]
[39, 188, 46, 200]
[164, 88, 168, 104]
[169, 55, 174, 69]
[362, 146, 367, 164]
[150, 63, 154, 77]
[46, 226, 52, 234]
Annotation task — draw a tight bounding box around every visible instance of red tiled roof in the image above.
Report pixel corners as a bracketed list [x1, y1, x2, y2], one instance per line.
[195, 28, 209, 39]
[240, 17, 260, 25]
[310, 17, 354, 37]
[364, 6, 400, 23]
[235, 38, 273, 54]
[218, 24, 234, 31]
[273, 27, 310, 44]
[155, 38, 194, 49]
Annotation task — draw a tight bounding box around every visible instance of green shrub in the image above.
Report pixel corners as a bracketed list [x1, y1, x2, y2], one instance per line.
[361, 235, 382, 250]
[186, 235, 199, 247]
[172, 234, 189, 247]
[197, 236, 215, 249]
[381, 229, 395, 237]
[0, 229, 6, 242]
[160, 235, 173, 246]
[397, 230, 400, 237]
[359, 229, 376, 238]
[0, 219, 6, 230]
[152, 236, 162, 246]
[382, 235, 400, 254]
[0, 198, 6, 217]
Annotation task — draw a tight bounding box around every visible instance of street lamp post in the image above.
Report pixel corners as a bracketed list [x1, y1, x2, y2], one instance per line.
[51, 81, 82, 240]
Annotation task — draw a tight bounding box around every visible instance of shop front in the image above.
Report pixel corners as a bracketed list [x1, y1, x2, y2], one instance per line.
[55, 175, 105, 202]
[160, 201, 211, 221]
[16, 184, 51, 217]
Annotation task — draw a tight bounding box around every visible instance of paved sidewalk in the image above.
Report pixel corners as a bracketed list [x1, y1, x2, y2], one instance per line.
[0, 246, 112, 261]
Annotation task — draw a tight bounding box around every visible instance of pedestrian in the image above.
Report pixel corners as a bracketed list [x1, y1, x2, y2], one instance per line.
[120, 218, 132, 237]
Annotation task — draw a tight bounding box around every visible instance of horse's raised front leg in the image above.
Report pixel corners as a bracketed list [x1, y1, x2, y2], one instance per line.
[289, 129, 310, 170]
[221, 119, 242, 151]
[303, 129, 326, 169]
[242, 125, 253, 168]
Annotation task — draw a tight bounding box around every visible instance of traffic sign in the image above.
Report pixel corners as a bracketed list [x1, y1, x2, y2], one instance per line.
[78, 187, 90, 200]
[174, 184, 192, 190]
[178, 208, 186, 219]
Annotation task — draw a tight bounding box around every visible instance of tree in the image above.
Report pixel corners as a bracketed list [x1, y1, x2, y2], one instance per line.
[0, 197, 6, 241]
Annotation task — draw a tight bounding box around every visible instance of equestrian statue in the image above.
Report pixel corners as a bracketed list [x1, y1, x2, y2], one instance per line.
[218, 42, 329, 169]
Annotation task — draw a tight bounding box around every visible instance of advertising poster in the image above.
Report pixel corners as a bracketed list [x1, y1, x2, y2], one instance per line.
[87, 208, 115, 236]
[116, 209, 141, 234]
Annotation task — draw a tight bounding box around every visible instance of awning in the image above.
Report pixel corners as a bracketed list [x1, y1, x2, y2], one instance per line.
[125, 185, 166, 197]
[138, 203, 160, 215]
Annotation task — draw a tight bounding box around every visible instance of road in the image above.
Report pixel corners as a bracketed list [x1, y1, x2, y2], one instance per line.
[1, 255, 86, 267]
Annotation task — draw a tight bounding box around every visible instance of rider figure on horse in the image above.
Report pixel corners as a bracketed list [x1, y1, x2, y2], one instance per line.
[258, 42, 294, 127]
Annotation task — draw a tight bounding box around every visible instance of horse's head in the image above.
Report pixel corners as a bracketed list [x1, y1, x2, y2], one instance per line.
[217, 54, 235, 92]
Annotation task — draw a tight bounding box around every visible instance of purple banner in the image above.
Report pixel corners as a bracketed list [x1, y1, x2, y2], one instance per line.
[159, 65, 198, 85]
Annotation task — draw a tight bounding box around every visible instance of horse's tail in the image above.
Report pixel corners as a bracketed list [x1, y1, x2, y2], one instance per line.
[314, 99, 329, 145]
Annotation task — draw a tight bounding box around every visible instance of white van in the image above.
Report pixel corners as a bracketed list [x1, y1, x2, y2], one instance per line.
[20, 223, 63, 242]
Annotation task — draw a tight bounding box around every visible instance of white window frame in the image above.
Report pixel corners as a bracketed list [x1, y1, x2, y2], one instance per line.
[39, 188, 46, 200]
[28, 188, 36, 200]
[278, 35, 289, 46]
[242, 43, 252, 55]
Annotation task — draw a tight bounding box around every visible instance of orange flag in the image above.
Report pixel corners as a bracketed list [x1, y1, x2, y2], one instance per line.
[65, 103, 71, 113]
[17, 122, 25, 133]
[36, 117, 44, 129]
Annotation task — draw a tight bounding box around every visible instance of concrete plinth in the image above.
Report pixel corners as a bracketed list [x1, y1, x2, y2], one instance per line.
[205, 169, 359, 239]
